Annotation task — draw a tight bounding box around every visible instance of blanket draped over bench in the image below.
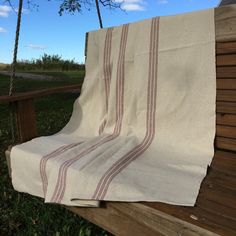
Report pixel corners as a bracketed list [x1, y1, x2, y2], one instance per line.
[11, 8, 216, 207]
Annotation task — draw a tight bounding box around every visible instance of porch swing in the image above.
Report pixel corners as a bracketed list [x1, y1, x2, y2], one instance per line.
[1, 2, 236, 236]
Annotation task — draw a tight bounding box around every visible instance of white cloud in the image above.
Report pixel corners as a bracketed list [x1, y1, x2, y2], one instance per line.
[0, 5, 29, 17]
[25, 44, 47, 50]
[15, 7, 29, 14]
[0, 27, 7, 33]
[0, 6, 11, 17]
[122, 3, 145, 11]
[116, 0, 146, 11]
[157, 0, 168, 4]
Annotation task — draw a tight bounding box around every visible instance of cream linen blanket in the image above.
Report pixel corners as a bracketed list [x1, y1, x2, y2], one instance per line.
[11, 9, 216, 207]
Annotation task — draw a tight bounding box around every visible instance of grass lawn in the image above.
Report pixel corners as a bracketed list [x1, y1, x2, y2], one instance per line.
[0, 73, 110, 236]
[30, 71, 85, 80]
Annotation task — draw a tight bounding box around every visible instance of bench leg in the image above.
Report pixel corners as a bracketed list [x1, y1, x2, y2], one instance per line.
[5, 147, 12, 178]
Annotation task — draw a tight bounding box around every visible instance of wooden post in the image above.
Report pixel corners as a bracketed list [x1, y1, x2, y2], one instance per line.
[14, 99, 37, 142]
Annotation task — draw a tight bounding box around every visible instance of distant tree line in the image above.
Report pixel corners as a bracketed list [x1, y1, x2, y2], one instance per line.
[5, 54, 85, 71]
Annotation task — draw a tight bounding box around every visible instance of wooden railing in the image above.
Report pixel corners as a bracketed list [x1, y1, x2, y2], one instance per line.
[0, 84, 81, 142]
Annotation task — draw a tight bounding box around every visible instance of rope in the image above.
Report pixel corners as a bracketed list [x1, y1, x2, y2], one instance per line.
[9, 0, 24, 143]
[9, 0, 23, 96]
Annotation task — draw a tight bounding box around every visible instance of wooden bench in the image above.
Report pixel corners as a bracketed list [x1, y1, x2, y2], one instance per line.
[2, 4, 236, 236]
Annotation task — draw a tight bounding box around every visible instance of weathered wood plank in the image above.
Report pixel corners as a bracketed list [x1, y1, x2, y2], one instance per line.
[211, 150, 236, 176]
[203, 169, 236, 191]
[217, 101, 236, 114]
[143, 202, 235, 236]
[215, 4, 236, 42]
[198, 184, 236, 210]
[216, 66, 236, 78]
[217, 90, 236, 102]
[15, 100, 37, 142]
[216, 113, 236, 126]
[196, 198, 236, 222]
[68, 203, 217, 236]
[216, 41, 236, 54]
[215, 136, 236, 151]
[217, 54, 236, 66]
[216, 125, 236, 138]
[217, 79, 236, 89]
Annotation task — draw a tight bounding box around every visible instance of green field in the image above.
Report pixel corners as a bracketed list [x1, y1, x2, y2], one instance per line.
[30, 71, 86, 80]
[0, 72, 110, 236]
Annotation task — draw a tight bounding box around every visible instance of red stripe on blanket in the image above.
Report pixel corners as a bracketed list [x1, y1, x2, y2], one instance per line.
[99, 28, 113, 134]
[93, 17, 160, 200]
[40, 142, 82, 197]
[51, 24, 129, 203]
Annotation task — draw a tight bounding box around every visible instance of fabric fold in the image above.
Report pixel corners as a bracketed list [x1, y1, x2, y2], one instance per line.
[11, 8, 216, 207]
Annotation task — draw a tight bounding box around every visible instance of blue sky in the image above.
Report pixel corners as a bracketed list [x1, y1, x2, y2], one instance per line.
[0, 0, 220, 64]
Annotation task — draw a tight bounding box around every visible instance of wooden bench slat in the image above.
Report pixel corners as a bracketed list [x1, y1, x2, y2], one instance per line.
[198, 184, 236, 210]
[216, 101, 236, 114]
[196, 198, 236, 222]
[217, 90, 236, 102]
[217, 78, 236, 89]
[69, 202, 219, 236]
[216, 125, 236, 138]
[189, 206, 236, 235]
[217, 54, 236, 66]
[215, 136, 236, 151]
[143, 202, 236, 236]
[203, 169, 236, 192]
[216, 41, 236, 54]
[216, 113, 236, 126]
[216, 66, 236, 78]
[211, 150, 236, 176]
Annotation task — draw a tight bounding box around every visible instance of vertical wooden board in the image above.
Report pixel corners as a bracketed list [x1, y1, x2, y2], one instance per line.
[5, 148, 12, 178]
[15, 99, 37, 142]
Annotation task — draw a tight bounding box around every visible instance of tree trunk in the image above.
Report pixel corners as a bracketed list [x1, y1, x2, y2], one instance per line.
[95, 0, 103, 28]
